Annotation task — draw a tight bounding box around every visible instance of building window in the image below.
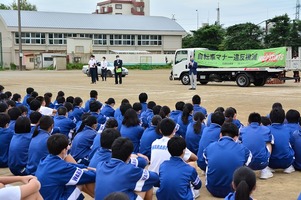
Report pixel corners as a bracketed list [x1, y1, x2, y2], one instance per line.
[109, 35, 135, 46]
[44, 57, 53, 61]
[29, 58, 35, 62]
[115, 4, 122, 9]
[93, 34, 107, 45]
[79, 34, 93, 38]
[15, 32, 46, 44]
[137, 35, 162, 46]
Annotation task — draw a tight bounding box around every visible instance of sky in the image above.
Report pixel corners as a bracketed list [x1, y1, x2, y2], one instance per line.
[1, 0, 297, 31]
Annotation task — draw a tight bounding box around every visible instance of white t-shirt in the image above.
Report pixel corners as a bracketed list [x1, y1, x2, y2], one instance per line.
[0, 186, 21, 200]
[148, 136, 192, 174]
[101, 60, 108, 69]
[88, 58, 96, 68]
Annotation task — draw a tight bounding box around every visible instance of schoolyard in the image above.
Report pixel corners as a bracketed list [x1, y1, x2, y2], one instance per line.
[0, 69, 300, 199]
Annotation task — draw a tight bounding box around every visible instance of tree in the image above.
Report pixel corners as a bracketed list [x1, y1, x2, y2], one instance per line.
[0, 3, 11, 10]
[264, 14, 291, 48]
[182, 25, 225, 49]
[0, 0, 37, 11]
[287, 20, 301, 54]
[223, 23, 264, 50]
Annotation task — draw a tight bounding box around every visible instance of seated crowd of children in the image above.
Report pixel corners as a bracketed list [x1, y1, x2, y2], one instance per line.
[0, 84, 300, 200]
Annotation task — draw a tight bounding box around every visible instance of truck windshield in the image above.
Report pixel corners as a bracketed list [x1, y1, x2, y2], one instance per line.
[175, 50, 188, 64]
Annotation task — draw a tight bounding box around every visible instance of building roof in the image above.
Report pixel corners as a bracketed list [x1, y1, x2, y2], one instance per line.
[0, 10, 185, 33]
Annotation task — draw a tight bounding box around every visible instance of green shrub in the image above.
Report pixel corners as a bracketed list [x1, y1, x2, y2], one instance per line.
[10, 63, 17, 70]
[124, 63, 172, 70]
[67, 63, 85, 70]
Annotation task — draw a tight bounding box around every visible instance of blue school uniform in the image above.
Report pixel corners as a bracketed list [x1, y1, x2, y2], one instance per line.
[116, 115, 124, 131]
[140, 102, 147, 113]
[176, 114, 193, 138]
[239, 122, 273, 170]
[291, 130, 301, 170]
[89, 133, 101, 160]
[8, 132, 32, 175]
[36, 154, 96, 200]
[70, 106, 84, 122]
[84, 98, 102, 112]
[101, 105, 115, 118]
[54, 103, 64, 110]
[0, 127, 14, 167]
[141, 109, 153, 128]
[8, 120, 16, 133]
[120, 125, 144, 153]
[54, 115, 76, 138]
[22, 94, 31, 106]
[204, 136, 251, 198]
[185, 121, 205, 155]
[26, 129, 50, 175]
[70, 126, 96, 163]
[268, 123, 295, 169]
[90, 112, 107, 125]
[139, 125, 162, 159]
[193, 104, 207, 116]
[95, 158, 159, 200]
[169, 110, 182, 123]
[284, 123, 300, 135]
[197, 123, 221, 171]
[224, 192, 253, 200]
[156, 157, 202, 200]
[114, 107, 122, 119]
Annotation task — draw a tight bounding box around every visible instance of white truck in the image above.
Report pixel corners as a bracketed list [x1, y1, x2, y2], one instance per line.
[171, 47, 299, 87]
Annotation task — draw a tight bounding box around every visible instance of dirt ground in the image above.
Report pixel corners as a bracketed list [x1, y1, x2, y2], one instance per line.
[0, 69, 300, 200]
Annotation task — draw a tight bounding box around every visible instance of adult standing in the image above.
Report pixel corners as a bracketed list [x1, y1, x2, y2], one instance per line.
[114, 55, 123, 84]
[188, 56, 197, 90]
[88, 55, 97, 84]
[292, 54, 300, 83]
[101, 57, 108, 81]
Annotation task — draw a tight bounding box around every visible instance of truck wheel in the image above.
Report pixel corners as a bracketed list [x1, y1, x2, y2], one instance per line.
[181, 73, 190, 85]
[200, 81, 208, 85]
[106, 70, 112, 77]
[236, 74, 250, 87]
[86, 70, 91, 77]
[253, 78, 266, 86]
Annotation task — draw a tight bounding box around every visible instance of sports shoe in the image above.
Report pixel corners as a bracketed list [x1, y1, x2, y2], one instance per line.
[283, 165, 295, 174]
[193, 189, 200, 199]
[266, 166, 275, 172]
[260, 167, 273, 179]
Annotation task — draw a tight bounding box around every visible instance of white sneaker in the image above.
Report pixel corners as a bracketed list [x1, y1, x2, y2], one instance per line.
[266, 166, 275, 172]
[193, 189, 200, 199]
[283, 165, 295, 174]
[260, 167, 273, 179]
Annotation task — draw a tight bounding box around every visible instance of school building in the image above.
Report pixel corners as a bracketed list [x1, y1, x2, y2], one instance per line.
[0, 10, 186, 69]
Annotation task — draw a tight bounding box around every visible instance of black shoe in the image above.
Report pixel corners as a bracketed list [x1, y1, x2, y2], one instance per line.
[189, 88, 193, 90]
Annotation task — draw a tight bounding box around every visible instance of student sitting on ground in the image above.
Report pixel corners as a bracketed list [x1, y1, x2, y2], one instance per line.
[291, 118, 301, 171]
[176, 103, 193, 138]
[53, 106, 76, 139]
[169, 101, 185, 123]
[224, 166, 256, 200]
[0, 113, 14, 168]
[95, 137, 159, 200]
[203, 122, 251, 198]
[36, 134, 96, 200]
[156, 136, 202, 200]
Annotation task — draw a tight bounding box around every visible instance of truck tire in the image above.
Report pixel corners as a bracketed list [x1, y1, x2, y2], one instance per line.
[86, 69, 91, 77]
[106, 70, 112, 77]
[181, 73, 190, 85]
[253, 78, 266, 86]
[236, 74, 250, 87]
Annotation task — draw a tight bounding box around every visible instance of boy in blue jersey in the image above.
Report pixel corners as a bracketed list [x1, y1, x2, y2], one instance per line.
[84, 90, 102, 112]
[192, 94, 207, 116]
[54, 106, 76, 138]
[268, 108, 295, 174]
[22, 87, 34, 106]
[239, 112, 274, 179]
[203, 122, 252, 198]
[36, 134, 96, 200]
[197, 111, 225, 171]
[70, 97, 84, 123]
[0, 113, 14, 167]
[291, 118, 301, 170]
[95, 137, 159, 200]
[7, 107, 22, 132]
[89, 100, 107, 125]
[156, 136, 202, 200]
[141, 101, 156, 128]
[284, 109, 300, 134]
[138, 92, 148, 113]
[169, 101, 185, 123]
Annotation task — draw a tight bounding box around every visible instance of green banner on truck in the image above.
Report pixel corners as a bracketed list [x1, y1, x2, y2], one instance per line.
[194, 47, 287, 68]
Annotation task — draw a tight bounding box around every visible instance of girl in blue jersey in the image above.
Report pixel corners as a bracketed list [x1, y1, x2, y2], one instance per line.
[70, 115, 97, 165]
[26, 115, 54, 175]
[185, 112, 206, 155]
[8, 116, 32, 175]
[0, 113, 14, 167]
[176, 103, 193, 138]
[120, 108, 144, 153]
[224, 166, 256, 200]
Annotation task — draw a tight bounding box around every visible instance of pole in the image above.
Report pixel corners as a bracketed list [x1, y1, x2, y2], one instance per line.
[196, 9, 199, 30]
[18, 0, 23, 71]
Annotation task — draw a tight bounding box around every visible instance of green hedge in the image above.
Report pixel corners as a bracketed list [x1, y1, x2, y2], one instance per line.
[66, 63, 85, 70]
[124, 63, 172, 70]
